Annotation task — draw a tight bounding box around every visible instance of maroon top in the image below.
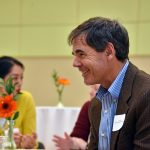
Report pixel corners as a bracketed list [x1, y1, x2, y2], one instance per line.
[70, 101, 91, 142]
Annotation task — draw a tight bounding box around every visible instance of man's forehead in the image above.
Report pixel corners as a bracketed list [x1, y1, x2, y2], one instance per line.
[72, 34, 87, 46]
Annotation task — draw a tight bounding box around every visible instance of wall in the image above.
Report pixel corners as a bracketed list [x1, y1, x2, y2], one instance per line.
[0, 0, 150, 106]
[0, 0, 150, 56]
[19, 56, 90, 106]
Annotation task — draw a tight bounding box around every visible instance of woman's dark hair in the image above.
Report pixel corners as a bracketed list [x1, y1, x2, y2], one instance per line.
[68, 17, 129, 61]
[0, 56, 24, 78]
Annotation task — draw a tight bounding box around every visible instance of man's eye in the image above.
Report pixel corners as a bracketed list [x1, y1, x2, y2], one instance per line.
[79, 53, 85, 58]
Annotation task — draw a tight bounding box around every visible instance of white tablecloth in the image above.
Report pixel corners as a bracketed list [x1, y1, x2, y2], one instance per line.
[36, 106, 80, 149]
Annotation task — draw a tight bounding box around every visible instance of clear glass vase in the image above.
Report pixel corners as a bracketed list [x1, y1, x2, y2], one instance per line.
[56, 93, 64, 107]
[0, 136, 7, 149]
[57, 101, 64, 107]
[3, 119, 16, 149]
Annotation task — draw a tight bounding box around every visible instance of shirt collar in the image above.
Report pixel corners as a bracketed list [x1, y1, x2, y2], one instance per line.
[108, 60, 129, 99]
[96, 60, 129, 100]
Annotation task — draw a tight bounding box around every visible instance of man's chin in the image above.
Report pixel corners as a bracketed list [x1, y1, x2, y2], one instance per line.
[84, 79, 93, 85]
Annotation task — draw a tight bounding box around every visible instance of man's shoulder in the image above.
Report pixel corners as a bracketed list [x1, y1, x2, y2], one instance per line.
[124, 62, 150, 89]
[129, 63, 150, 86]
[128, 62, 150, 79]
[123, 62, 150, 99]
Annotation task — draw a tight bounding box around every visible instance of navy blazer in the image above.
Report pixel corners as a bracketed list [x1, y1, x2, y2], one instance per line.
[88, 62, 150, 150]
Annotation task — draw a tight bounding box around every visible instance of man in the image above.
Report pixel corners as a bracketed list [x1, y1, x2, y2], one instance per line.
[68, 17, 150, 150]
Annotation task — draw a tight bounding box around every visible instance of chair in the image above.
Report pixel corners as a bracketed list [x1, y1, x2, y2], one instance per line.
[37, 141, 45, 149]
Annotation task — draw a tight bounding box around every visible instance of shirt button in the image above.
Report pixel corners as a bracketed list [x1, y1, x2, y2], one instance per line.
[113, 99, 116, 103]
[104, 110, 108, 113]
[101, 133, 105, 137]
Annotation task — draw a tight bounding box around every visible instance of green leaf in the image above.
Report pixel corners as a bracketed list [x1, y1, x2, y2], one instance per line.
[5, 76, 15, 94]
[13, 111, 19, 120]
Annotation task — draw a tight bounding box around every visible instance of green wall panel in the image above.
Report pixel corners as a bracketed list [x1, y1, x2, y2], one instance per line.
[19, 26, 74, 56]
[0, 0, 150, 56]
[22, 0, 77, 24]
[137, 23, 150, 55]
[0, 27, 19, 56]
[0, 0, 20, 25]
[79, 0, 138, 23]
[124, 23, 138, 56]
[139, 0, 150, 21]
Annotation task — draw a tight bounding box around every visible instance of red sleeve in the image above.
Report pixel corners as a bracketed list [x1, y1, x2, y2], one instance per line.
[70, 101, 91, 142]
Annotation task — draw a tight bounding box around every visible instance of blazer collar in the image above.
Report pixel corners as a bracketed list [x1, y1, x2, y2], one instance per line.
[110, 62, 138, 149]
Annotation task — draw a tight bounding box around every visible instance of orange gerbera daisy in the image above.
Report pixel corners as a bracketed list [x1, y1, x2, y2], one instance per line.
[57, 78, 70, 85]
[0, 95, 17, 118]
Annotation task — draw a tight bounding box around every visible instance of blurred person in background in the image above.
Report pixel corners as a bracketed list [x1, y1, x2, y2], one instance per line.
[53, 84, 100, 150]
[0, 56, 44, 149]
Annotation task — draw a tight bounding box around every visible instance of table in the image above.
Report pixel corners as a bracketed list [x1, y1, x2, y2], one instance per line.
[36, 106, 81, 149]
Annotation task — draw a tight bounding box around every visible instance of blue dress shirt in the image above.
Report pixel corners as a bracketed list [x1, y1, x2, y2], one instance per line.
[96, 60, 129, 150]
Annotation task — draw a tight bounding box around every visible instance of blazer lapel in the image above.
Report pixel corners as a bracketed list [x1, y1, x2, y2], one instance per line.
[110, 62, 138, 150]
[92, 97, 102, 135]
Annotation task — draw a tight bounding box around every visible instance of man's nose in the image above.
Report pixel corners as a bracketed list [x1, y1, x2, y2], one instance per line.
[73, 57, 82, 67]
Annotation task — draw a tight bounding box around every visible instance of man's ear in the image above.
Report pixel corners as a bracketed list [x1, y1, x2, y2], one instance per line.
[105, 50, 111, 56]
[105, 42, 115, 56]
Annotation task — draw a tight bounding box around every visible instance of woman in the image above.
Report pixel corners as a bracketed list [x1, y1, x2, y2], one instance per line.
[0, 56, 37, 149]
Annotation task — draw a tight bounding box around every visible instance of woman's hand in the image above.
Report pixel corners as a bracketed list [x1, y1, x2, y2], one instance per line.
[13, 132, 22, 148]
[20, 132, 37, 149]
[53, 132, 87, 150]
[72, 137, 87, 149]
[53, 132, 74, 150]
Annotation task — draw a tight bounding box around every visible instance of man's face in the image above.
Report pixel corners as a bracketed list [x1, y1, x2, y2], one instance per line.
[72, 36, 110, 86]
